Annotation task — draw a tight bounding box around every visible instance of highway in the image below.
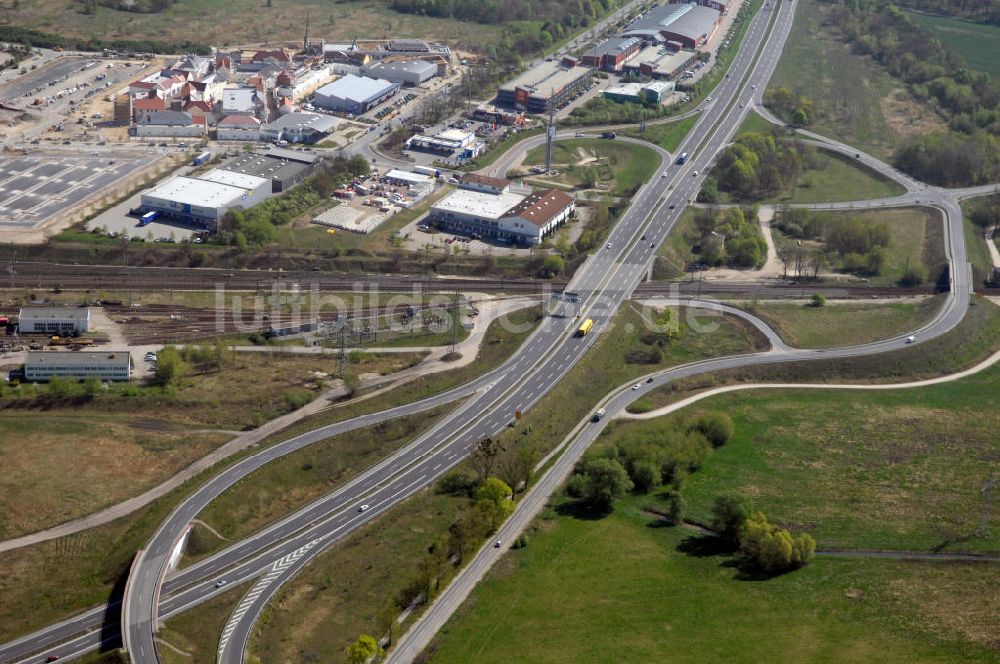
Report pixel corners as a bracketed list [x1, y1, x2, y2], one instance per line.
[0, 0, 986, 660]
[115, 3, 794, 662]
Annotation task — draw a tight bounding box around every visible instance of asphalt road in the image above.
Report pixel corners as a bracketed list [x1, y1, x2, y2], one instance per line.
[0, 0, 983, 660]
[114, 4, 795, 662]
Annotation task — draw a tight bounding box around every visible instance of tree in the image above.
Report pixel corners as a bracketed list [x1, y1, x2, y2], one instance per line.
[345, 634, 381, 664]
[475, 477, 514, 531]
[630, 459, 661, 493]
[665, 489, 685, 524]
[690, 412, 734, 448]
[791, 107, 809, 127]
[469, 436, 505, 480]
[810, 293, 826, 307]
[576, 457, 633, 511]
[711, 493, 750, 544]
[154, 346, 188, 388]
[740, 511, 816, 572]
[540, 253, 565, 277]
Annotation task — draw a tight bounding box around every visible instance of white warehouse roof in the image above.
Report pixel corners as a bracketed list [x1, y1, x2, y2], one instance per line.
[144, 176, 251, 208]
[199, 168, 270, 191]
[432, 189, 525, 220]
[316, 75, 397, 104]
[19, 307, 91, 321]
[384, 169, 432, 185]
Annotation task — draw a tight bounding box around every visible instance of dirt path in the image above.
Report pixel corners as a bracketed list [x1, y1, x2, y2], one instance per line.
[618, 348, 1000, 422]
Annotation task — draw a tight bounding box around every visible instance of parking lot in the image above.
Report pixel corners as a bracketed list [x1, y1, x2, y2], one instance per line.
[0, 150, 147, 230]
[0, 56, 89, 102]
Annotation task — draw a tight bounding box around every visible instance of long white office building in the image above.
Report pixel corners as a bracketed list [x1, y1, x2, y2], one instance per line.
[25, 351, 133, 382]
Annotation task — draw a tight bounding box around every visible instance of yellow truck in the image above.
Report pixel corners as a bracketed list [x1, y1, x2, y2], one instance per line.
[576, 318, 594, 337]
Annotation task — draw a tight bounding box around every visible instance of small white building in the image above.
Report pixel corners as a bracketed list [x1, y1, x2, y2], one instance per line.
[25, 351, 132, 382]
[216, 114, 262, 141]
[18, 307, 91, 334]
[382, 169, 433, 187]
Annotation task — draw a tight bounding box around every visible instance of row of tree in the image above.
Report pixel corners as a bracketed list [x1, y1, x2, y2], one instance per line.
[764, 86, 816, 127]
[821, 0, 1000, 184]
[878, 0, 1000, 25]
[711, 494, 816, 573]
[707, 130, 816, 201]
[390, 0, 625, 64]
[774, 208, 902, 279]
[565, 411, 735, 511]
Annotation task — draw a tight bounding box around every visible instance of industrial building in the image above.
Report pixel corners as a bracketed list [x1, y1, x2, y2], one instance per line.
[25, 351, 132, 382]
[581, 36, 643, 72]
[622, 44, 699, 79]
[312, 75, 401, 114]
[429, 184, 575, 245]
[603, 80, 676, 104]
[405, 128, 483, 158]
[363, 60, 438, 86]
[497, 61, 592, 113]
[18, 307, 91, 334]
[623, 3, 722, 49]
[259, 112, 340, 144]
[499, 189, 575, 243]
[224, 147, 319, 192]
[140, 169, 270, 229]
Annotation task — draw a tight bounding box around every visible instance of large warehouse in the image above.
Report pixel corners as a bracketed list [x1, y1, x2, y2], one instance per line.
[430, 185, 575, 245]
[497, 61, 592, 113]
[25, 351, 132, 382]
[18, 307, 90, 334]
[313, 75, 401, 114]
[259, 112, 340, 144]
[363, 60, 438, 86]
[140, 168, 271, 230]
[623, 3, 721, 49]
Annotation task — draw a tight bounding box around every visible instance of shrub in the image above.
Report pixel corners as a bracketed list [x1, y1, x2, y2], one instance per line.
[690, 412, 734, 448]
[740, 512, 816, 572]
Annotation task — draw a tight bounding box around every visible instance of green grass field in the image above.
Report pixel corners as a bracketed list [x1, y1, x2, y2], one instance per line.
[426, 496, 1000, 663]
[962, 195, 999, 287]
[750, 297, 943, 348]
[522, 139, 661, 197]
[669, 374, 1000, 553]
[737, 109, 777, 134]
[768, 0, 947, 160]
[624, 114, 700, 154]
[906, 10, 1000, 77]
[763, 149, 906, 204]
